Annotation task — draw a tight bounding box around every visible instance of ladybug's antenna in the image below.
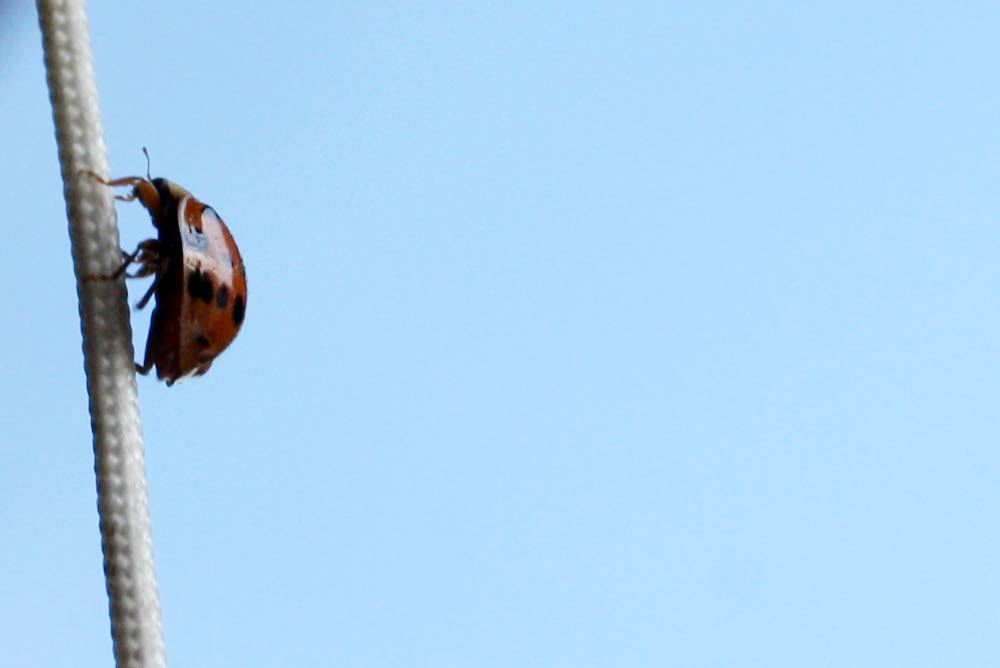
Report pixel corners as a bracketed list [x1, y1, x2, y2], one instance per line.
[141, 146, 151, 180]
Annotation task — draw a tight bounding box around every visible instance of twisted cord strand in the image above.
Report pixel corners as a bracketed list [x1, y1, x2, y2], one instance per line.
[37, 1, 167, 666]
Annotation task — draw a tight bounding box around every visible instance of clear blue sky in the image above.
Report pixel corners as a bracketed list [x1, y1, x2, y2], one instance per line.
[3, 2, 1000, 666]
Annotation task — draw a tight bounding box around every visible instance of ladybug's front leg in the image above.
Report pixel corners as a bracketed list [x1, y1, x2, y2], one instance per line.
[82, 172, 146, 190]
[82, 171, 162, 212]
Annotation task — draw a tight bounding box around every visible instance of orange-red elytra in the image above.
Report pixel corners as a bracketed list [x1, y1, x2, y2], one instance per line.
[88, 161, 247, 386]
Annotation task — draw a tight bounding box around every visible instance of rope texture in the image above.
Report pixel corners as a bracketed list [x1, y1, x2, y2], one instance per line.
[37, 1, 166, 666]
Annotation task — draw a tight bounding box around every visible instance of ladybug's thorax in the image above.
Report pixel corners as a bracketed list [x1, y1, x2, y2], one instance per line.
[152, 177, 192, 203]
[146, 178, 193, 234]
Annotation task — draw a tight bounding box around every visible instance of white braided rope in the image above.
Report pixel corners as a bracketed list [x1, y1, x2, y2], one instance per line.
[37, 1, 167, 666]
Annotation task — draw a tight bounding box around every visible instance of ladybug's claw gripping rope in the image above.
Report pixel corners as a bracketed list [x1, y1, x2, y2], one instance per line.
[37, 1, 167, 667]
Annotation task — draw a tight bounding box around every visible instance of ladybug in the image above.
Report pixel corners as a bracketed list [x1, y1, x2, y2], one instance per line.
[87, 153, 246, 385]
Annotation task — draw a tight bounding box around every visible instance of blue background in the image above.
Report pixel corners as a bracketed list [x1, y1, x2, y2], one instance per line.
[4, 2, 1000, 666]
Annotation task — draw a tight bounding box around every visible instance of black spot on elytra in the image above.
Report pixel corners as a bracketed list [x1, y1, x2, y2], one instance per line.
[187, 268, 213, 303]
[195, 334, 211, 348]
[232, 294, 245, 327]
[216, 284, 230, 309]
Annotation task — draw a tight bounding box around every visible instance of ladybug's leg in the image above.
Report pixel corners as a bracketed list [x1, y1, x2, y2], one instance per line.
[136, 313, 158, 375]
[82, 173, 146, 189]
[81, 172, 162, 213]
[128, 180, 161, 212]
[82, 173, 143, 201]
[123, 239, 161, 279]
[137, 306, 164, 377]
[135, 254, 171, 310]
[136, 277, 159, 310]
[85, 238, 159, 283]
